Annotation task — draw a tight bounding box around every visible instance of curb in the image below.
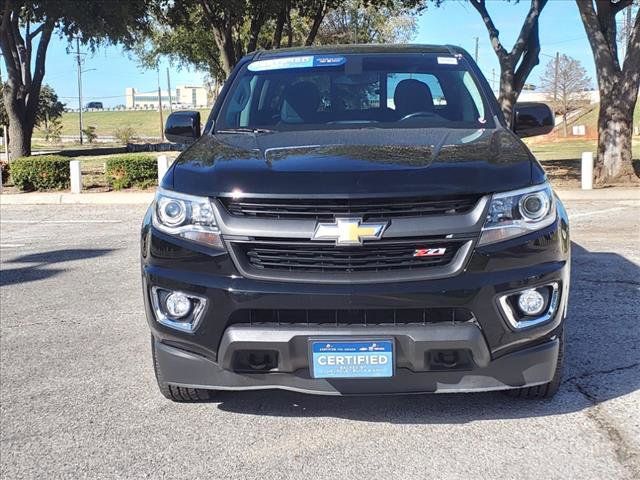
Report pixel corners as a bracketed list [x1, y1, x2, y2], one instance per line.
[0, 192, 154, 205]
[1, 188, 638, 206]
[554, 188, 640, 201]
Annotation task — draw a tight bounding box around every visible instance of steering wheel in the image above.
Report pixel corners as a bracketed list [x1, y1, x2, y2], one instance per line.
[399, 111, 436, 121]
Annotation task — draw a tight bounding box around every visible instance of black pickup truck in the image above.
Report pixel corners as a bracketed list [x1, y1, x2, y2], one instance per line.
[141, 44, 570, 401]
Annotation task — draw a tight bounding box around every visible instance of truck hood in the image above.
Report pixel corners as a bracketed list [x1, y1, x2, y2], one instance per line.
[169, 128, 543, 197]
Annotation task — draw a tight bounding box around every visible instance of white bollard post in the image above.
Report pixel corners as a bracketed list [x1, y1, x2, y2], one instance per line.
[157, 154, 169, 185]
[581, 152, 593, 190]
[70, 160, 82, 194]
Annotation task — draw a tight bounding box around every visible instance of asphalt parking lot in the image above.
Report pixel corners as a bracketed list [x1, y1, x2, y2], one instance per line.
[1, 196, 639, 479]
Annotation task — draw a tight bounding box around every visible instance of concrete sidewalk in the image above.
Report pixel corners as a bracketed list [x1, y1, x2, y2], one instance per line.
[0, 191, 155, 205]
[0, 188, 638, 205]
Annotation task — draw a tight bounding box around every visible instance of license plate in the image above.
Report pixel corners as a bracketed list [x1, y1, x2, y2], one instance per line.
[310, 339, 394, 379]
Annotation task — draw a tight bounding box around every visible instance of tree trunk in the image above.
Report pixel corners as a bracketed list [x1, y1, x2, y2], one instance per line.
[212, 27, 236, 77]
[305, 1, 327, 46]
[8, 115, 30, 159]
[2, 79, 32, 159]
[247, 4, 266, 53]
[497, 67, 517, 129]
[576, 0, 639, 185]
[562, 112, 568, 137]
[272, 3, 286, 49]
[286, 7, 293, 47]
[0, 8, 54, 160]
[469, 0, 546, 130]
[594, 95, 635, 185]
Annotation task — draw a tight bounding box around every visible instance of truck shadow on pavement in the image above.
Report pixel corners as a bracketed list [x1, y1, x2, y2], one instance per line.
[0, 248, 114, 287]
[214, 241, 640, 422]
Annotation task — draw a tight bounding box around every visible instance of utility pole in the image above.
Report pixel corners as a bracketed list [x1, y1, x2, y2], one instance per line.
[474, 37, 479, 63]
[157, 67, 164, 142]
[553, 51, 559, 102]
[76, 37, 84, 144]
[166, 67, 173, 113]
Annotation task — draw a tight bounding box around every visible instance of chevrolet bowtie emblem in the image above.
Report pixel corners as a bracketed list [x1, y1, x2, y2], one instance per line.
[311, 218, 388, 245]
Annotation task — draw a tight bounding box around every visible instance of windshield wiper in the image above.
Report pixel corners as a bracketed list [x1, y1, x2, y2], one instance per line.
[216, 127, 274, 135]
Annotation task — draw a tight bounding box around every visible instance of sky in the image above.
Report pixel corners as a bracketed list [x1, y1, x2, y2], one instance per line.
[3, 0, 603, 108]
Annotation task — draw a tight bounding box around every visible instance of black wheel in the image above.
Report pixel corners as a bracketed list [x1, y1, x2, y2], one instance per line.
[504, 327, 564, 399]
[151, 337, 214, 402]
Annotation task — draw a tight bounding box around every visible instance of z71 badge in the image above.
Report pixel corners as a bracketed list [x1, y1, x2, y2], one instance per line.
[413, 248, 447, 257]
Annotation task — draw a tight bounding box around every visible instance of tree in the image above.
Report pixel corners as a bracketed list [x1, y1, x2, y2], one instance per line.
[466, 0, 548, 128]
[139, 0, 339, 81]
[0, 84, 65, 131]
[0, 1, 151, 159]
[576, 1, 640, 185]
[42, 117, 62, 143]
[137, 0, 426, 81]
[316, 0, 418, 45]
[540, 54, 591, 137]
[36, 84, 66, 130]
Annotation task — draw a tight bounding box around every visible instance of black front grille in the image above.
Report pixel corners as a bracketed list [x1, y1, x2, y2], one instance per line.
[221, 195, 480, 221]
[235, 238, 462, 273]
[229, 307, 475, 327]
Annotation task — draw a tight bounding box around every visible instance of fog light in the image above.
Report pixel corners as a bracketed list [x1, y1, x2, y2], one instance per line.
[165, 292, 192, 319]
[517, 289, 545, 316]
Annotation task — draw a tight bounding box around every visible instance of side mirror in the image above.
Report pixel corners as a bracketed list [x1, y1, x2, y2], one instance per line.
[164, 111, 201, 144]
[513, 102, 554, 138]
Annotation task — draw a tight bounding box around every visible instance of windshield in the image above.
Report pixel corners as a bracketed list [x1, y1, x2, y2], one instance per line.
[216, 53, 493, 132]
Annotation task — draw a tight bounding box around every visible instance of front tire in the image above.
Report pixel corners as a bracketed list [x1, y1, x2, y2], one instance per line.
[151, 337, 215, 402]
[504, 327, 565, 399]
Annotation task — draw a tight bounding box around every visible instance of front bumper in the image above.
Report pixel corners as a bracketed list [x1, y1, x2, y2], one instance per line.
[154, 333, 560, 395]
[142, 206, 570, 395]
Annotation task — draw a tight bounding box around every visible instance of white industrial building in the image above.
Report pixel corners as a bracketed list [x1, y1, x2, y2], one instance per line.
[125, 85, 209, 109]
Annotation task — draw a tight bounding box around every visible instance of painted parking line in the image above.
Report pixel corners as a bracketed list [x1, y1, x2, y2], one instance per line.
[0, 243, 25, 248]
[569, 207, 630, 219]
[0, 220, 122, 224]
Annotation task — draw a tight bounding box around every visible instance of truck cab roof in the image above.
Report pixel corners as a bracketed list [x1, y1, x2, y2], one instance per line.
[249, 44, 462, 61]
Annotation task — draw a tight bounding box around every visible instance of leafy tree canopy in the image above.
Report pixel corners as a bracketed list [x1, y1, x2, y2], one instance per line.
[0, 0, 153, 158]
[135, 0, 426, 81]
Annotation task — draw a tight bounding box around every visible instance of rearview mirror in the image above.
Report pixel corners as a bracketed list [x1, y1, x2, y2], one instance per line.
[513, 102, 554, 138]
[165, 111, 201, 144]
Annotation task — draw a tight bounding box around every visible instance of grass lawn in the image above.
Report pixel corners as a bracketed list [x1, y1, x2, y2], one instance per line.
[562, 101, 640, 133]
[529, 140, 599, 161]
[34, 101, 639, 141]
[35, 109, 211, 139]
[528, 138, 640, 188]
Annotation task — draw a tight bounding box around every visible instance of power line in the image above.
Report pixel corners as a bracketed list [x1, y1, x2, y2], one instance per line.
[541, 36, 584, 46]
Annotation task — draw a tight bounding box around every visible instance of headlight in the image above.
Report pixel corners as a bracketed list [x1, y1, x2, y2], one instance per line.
[479, 182, 556, 245]
[152, 188, 224, 249]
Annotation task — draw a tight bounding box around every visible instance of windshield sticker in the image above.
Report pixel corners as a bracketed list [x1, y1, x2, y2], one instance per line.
[437, 56, 458, 65]
[313, 56, 346, 67]
[248, 55, 345, 72]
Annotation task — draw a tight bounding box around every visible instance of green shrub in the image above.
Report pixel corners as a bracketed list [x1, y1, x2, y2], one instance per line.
[82, 125, 97, 143]
[11, 155, 70, 191]
[105, 153, 157, 190]
[43, 117, 63, 143]
[114, 126, 137, 144]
